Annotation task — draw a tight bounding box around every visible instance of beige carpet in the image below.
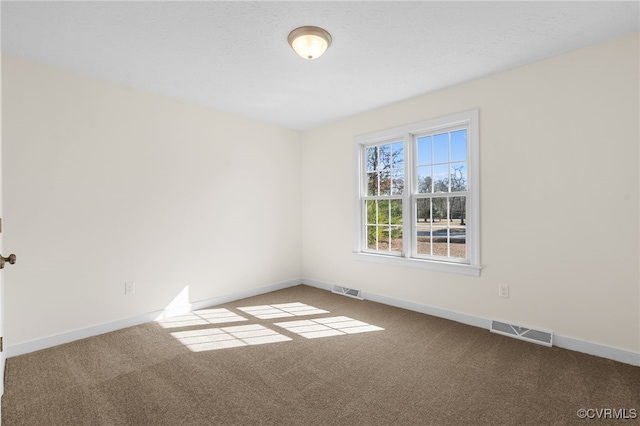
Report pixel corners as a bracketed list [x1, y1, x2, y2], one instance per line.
[2, 285, 639, 425]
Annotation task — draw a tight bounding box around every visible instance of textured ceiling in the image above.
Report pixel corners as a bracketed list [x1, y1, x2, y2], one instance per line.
[2, 1, 639, 131]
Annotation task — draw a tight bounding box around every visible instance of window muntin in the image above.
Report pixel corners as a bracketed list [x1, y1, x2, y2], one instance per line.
[354, 110, 480, 276]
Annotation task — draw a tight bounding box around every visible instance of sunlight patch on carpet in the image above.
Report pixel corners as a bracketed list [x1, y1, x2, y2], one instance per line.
[274, 316, 384, 339]
[156, 308, 248, 329]
[237, 302, 329, 319]
[171, 324, 292, 352]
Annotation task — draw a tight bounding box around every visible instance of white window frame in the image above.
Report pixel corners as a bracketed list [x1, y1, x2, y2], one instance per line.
[353, 110, 481, 277]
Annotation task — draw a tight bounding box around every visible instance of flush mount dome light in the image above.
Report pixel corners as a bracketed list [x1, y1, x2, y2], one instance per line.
[287, 26, 332, 60]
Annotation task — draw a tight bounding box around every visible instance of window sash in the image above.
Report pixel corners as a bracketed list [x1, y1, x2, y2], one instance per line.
[411, 194, 468, 263]
[362, 197, 404, 255]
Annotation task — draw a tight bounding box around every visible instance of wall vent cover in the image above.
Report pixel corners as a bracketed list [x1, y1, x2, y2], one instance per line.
[331, 285, 363, 300]
[490, 320, 553, 347]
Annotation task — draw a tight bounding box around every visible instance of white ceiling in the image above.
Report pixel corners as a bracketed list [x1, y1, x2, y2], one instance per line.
[2, 1, 639, 131]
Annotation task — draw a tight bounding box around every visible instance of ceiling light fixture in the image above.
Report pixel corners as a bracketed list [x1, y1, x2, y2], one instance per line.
[287, 26, 332, 60]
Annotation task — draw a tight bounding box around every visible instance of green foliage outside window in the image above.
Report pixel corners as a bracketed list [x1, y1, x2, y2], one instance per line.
[366, 199, 402, 250]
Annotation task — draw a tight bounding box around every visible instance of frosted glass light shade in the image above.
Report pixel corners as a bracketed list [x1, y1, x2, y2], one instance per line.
[288, 26, 332, 60]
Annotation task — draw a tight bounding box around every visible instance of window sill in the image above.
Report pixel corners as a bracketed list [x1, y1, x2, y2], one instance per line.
[352, 252, 481, 277]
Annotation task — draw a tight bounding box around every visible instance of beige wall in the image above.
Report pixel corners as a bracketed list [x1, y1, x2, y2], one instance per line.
[301, 33, 640, 353]
[2, 33, 639, 357]
[2, 55, 302, 345]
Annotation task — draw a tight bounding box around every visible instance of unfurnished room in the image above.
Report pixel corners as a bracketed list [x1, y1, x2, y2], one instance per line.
[0, 1, 638, 425]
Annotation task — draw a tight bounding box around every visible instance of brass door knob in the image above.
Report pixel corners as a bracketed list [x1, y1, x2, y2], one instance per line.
[0, 254, 16, 269]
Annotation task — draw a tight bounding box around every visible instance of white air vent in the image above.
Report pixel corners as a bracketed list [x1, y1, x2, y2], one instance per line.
[331, 285, 363, 300]
[490, 320, 553, 347]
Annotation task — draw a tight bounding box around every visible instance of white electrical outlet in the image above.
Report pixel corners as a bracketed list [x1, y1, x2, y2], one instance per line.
[499, 284, 509, 298]
[125, 281, 135, 295]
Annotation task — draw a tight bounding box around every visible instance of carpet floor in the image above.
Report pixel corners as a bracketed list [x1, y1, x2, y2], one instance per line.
[2, 285, 639, 425]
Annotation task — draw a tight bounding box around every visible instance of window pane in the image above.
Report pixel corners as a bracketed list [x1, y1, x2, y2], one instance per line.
[378, 200, 389, 224]
[365, 200, 377, 225]
[432, 227, 448, 256]
[416, 198, 431, 255]
[450, 196, 466, 259]
[416, 198, 431, 225]
[379, 171, 391, 195]
[416, 226, 431, 255]
[367, 225, 378, 250]
[366, 146, 377, 171]
[392, 170, 404, 195]
[415, 199, 429, 254]
[378, 227, 390, 251]
[378, 145, 391, 170]
[449, 196, 466, 226]
[390, 199, 403, 224]
[417, 136, 431, 166]
[450, 227, 466, 259]
[433, 133, 448, 164]
[391, 142, 404, 169]
[433, 164, 449, 192]
[418, 166, 432, 193]
[390, 226, 403, 253]
[450, 130, 467, 162]
[450, 163, 467, 192]
[432, 198, 447, 222]
[367, 172, 378, 196]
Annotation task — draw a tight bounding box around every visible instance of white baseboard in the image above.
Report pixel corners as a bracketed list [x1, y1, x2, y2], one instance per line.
[8, 277, 639, 367]
[552, 335, 640, 367]
[302, 278, 640, 367]
[302, 277, 490, 329]
[6, 278, 302, 358]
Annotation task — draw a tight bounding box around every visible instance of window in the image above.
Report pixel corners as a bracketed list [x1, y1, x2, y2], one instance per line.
[353, 110, 480, 276]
